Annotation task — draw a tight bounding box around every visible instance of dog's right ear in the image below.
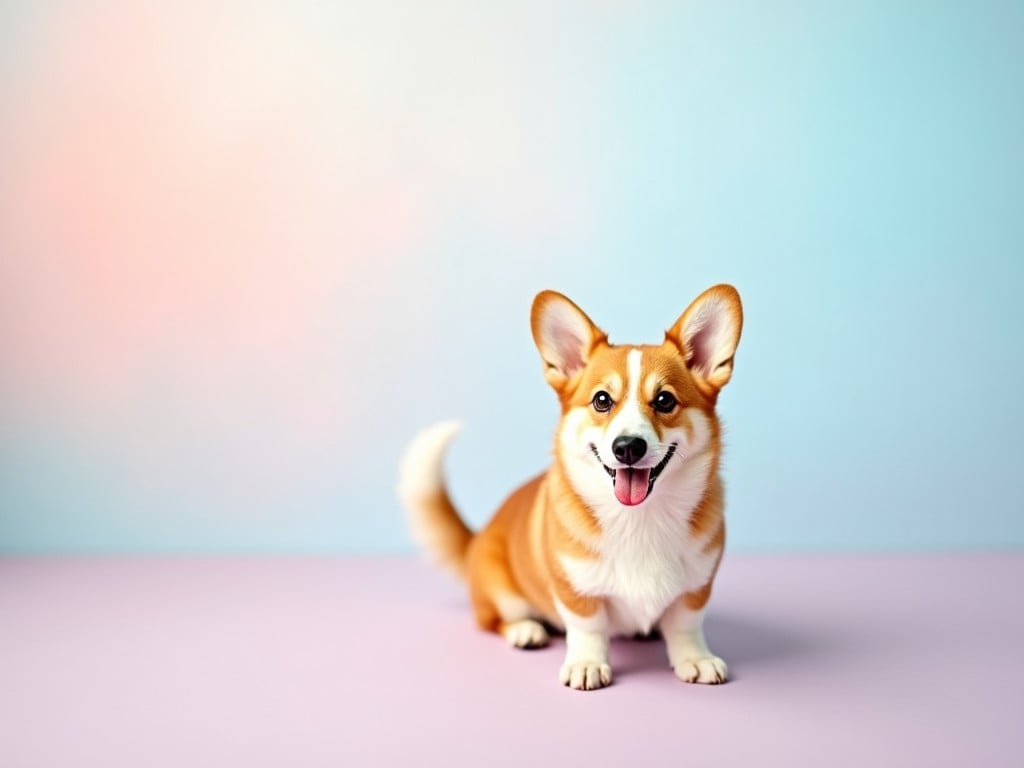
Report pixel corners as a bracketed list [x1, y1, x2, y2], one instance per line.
[530, 291, 606, 390]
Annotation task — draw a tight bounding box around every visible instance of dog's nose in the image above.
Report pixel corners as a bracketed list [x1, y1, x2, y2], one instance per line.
[612, 436, 647, 465]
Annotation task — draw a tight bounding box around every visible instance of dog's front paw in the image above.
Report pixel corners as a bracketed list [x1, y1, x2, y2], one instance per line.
[672, 655, 728, 685]
[559, 661, 612, 690]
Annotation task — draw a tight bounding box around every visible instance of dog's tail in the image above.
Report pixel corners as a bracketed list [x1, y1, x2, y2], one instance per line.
[398, 421, 474, 579]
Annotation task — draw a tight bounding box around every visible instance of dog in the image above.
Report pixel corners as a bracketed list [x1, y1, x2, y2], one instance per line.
[398, 285, 743, 690]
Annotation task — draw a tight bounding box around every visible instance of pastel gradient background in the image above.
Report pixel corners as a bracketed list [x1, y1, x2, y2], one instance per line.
[1, 1, 1022, 555]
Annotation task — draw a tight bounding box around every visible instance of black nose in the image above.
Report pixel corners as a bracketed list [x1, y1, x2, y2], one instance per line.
[612, 435, 647, 465]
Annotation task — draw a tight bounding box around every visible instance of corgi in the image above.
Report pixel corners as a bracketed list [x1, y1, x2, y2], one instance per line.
[398, 285, 743, 690]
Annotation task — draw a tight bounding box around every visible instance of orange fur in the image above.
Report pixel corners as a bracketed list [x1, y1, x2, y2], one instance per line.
[400, 285, 743, 689]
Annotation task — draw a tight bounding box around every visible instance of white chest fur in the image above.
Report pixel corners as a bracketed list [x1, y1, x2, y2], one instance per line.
[559, 455, 721, 636]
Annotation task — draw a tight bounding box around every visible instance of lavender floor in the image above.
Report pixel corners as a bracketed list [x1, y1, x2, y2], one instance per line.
[2, 554, 1022, 767]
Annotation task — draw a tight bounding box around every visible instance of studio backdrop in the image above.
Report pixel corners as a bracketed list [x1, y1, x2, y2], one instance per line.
[1, 1, 1021, 554]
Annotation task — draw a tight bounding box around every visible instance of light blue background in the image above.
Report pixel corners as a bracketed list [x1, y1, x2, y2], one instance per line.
[1, 1, 1022, 553]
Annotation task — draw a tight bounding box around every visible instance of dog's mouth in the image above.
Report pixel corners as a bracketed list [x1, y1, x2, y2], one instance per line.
[589, 443, 677, 507]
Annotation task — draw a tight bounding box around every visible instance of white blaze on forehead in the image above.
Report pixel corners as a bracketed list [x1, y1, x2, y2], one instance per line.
[606, 348, 656, 450]
[626, 348, 642, 400]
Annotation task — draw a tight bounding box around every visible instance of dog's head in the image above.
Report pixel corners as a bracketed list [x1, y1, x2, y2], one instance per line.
[531, 286, 743, 509]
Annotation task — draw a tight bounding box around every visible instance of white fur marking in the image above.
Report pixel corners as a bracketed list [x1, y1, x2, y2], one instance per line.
[554, 598, 612, 690]
[660, 603, 728, 684]
[558, 408, 721, 636]
[397, 420, 462, 562]
[502, 619, 549, 649]
[397, 420, 462, 504]
[604, 349, 657, 462]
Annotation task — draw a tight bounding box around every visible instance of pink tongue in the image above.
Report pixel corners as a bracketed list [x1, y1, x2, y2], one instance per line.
[614, 468, 652, 506]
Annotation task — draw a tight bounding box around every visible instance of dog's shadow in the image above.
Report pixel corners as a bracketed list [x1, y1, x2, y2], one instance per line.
[437, 587, 838, 683]
[611, 612, 833, 681]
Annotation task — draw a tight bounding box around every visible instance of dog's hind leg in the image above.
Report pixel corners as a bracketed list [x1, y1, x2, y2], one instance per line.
[494, 594, 549, 649]
[466, 529, 549, 649]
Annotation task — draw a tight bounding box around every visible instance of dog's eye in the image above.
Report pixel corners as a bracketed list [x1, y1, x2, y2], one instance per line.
[652, 391, 678, 413]
[591, 391, 613, 413]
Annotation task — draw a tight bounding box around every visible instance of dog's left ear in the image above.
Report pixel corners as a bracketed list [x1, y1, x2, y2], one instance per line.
[666, 284, 743, 396]
[531, 291, 607, 391]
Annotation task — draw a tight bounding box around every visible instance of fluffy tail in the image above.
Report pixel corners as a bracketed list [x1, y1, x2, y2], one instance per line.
[397, 420, 474, 578]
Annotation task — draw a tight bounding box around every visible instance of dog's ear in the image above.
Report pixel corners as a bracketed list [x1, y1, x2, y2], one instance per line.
[531, 291, 606, 390]
[666, 284, 743, 397]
